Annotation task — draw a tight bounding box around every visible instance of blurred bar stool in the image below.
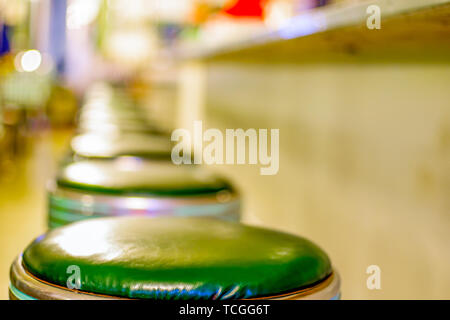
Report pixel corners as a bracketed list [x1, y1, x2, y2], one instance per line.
[76, 102, 162, 136]
[47, 158, 240, 228]
[10, 217, 340, 300]
[76, 121, 165, 137]
[69, 132, 173, 161]
[77, 103, 152, 132]
[77, 83, 163, 136]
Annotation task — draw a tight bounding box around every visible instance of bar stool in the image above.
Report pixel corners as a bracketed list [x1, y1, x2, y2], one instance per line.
[47, 159, 240, 228]
[77, 85, 162, 135]
[69, 132, 173, 160]
[10, 217, 340, 300]
[76, 117, 162, 136]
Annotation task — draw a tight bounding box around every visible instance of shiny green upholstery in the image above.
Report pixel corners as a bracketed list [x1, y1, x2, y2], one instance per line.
[56, 159, 233, 196]
[22, 217, 332, 299]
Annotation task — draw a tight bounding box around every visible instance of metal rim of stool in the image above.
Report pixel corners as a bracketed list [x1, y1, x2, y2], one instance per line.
[49, 184, 240, 209]
[48, 185, 241, 222]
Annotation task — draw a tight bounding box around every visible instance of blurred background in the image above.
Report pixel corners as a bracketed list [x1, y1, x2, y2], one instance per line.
[0, 0, 449, 300]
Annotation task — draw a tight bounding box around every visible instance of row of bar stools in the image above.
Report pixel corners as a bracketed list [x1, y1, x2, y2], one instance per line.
[48, 83, 240, 227]
[10, 83, 340, 300]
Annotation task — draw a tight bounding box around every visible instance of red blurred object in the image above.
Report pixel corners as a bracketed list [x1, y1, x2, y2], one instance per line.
[223, 0, 266, 19]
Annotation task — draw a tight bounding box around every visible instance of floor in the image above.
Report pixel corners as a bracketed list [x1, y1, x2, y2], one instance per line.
[0, 128, 72, 300]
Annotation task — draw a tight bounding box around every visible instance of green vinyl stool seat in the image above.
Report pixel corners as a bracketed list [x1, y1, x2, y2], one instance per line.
[48, 159, 240, 228]
[10, 217, 340, 300]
